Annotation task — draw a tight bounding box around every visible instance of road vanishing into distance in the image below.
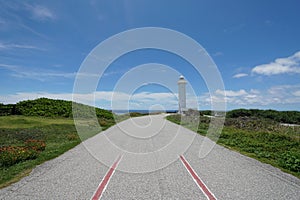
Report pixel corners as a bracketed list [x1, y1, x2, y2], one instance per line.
[1, 114, 299, 199]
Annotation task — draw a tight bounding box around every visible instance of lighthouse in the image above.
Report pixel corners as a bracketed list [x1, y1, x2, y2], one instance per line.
[178, 75, 187, 114]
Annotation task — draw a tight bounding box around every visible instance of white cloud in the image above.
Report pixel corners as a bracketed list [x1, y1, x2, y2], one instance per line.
[0, 63, 18, 70]
[213, 52, 223, 57]
[1, 86, 300, 111]
[11, 70, 75, 81]
[0, 91, 180, 110]
[0, 18, 7, 30]
[199, 85, 300, 110]
[249, 89, 260, 94]
[252, 51, 300, 75]
[26, 4, 56, 21]
[293, 91, 300, 97]
[0, 63, 75, 81]
[216, 89, 247, 97]
[0, 92, 72, 105]
[233, 73, 248, 78]
[0, 42, 43, 50]
[0, 89, 200, 111]
[111, 92, 179, 110]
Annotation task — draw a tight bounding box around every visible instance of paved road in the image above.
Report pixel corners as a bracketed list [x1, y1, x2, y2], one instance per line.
[0, 114, 299, 199]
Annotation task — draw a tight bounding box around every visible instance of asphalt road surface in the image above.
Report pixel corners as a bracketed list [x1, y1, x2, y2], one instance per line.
[0, 114, 299, 199]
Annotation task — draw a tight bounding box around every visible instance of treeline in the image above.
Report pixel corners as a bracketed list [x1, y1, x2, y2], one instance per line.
[0, 98, 113, 120]
[226, 109, 300, 125]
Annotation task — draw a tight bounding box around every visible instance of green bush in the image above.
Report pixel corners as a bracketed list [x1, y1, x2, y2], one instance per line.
[129, 112, 145, 117]
[167, 113, 300, 177]
[0, 146, 37, 167]
[0, 139, 46, 167]
[279, 151, 300, 172]
[0, 98, 114, 120]
[226, 109, 300, 124]
[24, 139, 46, 152]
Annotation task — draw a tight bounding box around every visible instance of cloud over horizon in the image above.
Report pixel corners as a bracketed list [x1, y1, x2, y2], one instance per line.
[1, 85, 300, 111]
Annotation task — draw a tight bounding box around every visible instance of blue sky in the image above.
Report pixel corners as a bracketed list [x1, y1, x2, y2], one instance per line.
[0, 0, 299, 111]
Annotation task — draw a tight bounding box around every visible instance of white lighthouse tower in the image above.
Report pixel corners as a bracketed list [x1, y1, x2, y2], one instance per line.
[178, 75, 187, 114]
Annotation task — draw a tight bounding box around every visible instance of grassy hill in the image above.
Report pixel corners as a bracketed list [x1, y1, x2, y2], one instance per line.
[0, 97, 114, 120]
[0, 98, 116, 188]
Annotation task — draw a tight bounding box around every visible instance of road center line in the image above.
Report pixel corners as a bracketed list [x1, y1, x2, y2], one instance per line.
[180, 155, 217, 200]
[91, 155, 122, 200]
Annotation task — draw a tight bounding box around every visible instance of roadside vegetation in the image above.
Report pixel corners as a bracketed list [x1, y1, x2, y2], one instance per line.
[167, 109, 300, 178]
[0, 98, 116, 188]
[1, 99, 299, 186]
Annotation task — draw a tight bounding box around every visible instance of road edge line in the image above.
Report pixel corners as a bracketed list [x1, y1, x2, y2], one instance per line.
[91, 155, 122, 200]
[179, 155, 217, 200]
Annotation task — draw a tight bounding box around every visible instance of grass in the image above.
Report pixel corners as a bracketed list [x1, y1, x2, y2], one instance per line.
[166, 114, 300, 178]
[0, 112, 147, 188]
[0, 115, 74, 129]
[0, 115, 115, 188]
[3, 111, 298, 187]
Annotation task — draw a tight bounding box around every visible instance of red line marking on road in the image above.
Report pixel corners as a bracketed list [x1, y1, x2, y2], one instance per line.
[180, 155, 217, 200]
[91, 155, 122, 200]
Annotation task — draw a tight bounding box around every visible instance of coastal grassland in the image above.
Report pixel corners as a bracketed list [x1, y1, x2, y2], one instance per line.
[166, 113, 300, 178]
[0, 115, 114, 188]
[0, 98, 147, 188]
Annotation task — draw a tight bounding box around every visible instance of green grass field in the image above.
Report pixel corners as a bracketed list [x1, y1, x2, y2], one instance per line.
[0, 112, 147, 188]
[167, 114, 300, 178]
[0, 115, 116, 188]
[0, 115, 74, 129]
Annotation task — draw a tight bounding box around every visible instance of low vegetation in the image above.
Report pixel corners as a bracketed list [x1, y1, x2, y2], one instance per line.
[167, 109, 300, 178]
[1, 99, 299, 186]
[0, 117, 79, 188]
[226, 109, 300, 125]
[0, 97, 113, 120]
[0, 139, 46, 167]
[0, 98, 116, 188]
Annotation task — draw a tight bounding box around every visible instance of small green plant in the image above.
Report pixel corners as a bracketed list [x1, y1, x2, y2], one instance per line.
[279, 151, 300, 172]
[0, 139, 46, 167]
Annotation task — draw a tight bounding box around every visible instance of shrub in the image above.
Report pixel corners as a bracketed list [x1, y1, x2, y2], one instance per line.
[0, 140, 46, 167]
[129, 112, 145, 117]
[226, 109, 300, 124]
[24, 139, 46, 151]
[0, 146, 38, 167]
[0, 98, 115, 119]
[66, 134, 79, 141]
[279, 151, 300, 172]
